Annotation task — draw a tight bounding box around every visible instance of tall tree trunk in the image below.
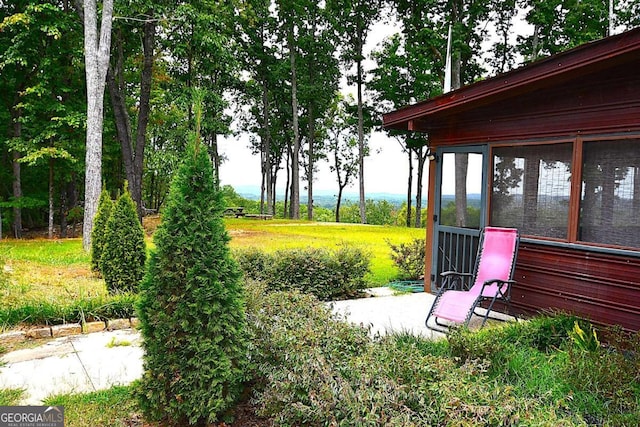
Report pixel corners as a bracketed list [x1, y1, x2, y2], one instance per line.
[288, 30, 300, 219]
[48, 157, 55, 239]
[11, 109, 22, 239]
[415, 147, 427, 228]
[406, 150, 413, 228]
[307, 104, 315, 221]
[284, 144, 291, 219]
[450, 5, 467, 228]
[356, 47, 366, 224]
[106, 12, 155, 219]
[11, 151, 22, 239]
[208, 134, 220, 188]
[82, 0, 114, 251]
[336, 184, 346, 223]
[454, 154, 468, 227]
[132, 10, 155, 211]
[262, 78, 272, 215]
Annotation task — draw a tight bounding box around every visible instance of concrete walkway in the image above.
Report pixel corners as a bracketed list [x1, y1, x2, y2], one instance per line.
[0, 329, 143, 404]
[0, 289, 443, 405]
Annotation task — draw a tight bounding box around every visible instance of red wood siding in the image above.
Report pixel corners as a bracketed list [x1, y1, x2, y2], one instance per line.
[512, 241, 640, 330]
[428, 63, 640, 145]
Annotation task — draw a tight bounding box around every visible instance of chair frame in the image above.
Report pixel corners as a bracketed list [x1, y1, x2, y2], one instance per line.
[425, 227, 520, 333]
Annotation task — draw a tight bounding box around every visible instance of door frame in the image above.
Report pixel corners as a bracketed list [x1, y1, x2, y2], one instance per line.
[429, 145, 489, 292]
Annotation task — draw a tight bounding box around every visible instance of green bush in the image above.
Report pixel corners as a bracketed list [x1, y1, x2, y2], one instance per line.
[235, 245, 370, 300]
[100, 188, 146, 294]
[447, 314, 579, 370]
[137, 142, 248, 426]
[387, 238, 426, 280]
[244, 282, 572, 426]
[90, 189, 113, 272]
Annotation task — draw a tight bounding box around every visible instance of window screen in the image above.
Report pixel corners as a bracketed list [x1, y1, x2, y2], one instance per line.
[580, 140, 640, 249]
[491, 144, 572, 239]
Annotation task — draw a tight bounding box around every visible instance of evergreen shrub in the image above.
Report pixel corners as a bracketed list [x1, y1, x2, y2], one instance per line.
[235, 245, 370, 300]
[90, 189, 113, 272]
[137, 143, 248, 426]
[100, 188, 146, 293]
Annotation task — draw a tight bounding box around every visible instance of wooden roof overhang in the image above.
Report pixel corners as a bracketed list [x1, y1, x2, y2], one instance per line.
[382, 27, 640, 143]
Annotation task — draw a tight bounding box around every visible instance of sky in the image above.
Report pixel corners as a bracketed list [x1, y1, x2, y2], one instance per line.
[217, 13, 533, 197]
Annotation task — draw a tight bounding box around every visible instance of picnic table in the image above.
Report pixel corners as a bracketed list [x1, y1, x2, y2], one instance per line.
[245, 213, 273, 220]
[223, 207, 246, 218]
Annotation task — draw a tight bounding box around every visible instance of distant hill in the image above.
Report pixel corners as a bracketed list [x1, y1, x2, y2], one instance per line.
[232, 185, 421, 207]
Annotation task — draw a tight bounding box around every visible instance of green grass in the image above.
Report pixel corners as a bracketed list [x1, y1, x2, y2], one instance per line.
[1, 238, 89, 266]
[45, 385, 138, 427]
[0, 388, 25, 405]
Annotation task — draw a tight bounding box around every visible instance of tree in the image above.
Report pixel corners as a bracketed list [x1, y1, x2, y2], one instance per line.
[1, 1, 85, 239]
[517, 0, 609, 62]
[106, 3, 157, 219]
[100, 186, 146, 293]
[137, 139, 248, 425]
[90, 188, 113, 272]
[81, 0, 114, 251]
[370, 31, 440, 227]
[326, 96, 360, 222]
[331, 0, 381, 223]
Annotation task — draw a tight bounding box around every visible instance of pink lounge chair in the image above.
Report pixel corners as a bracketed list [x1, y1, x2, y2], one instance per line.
[425, 227, 519, 332]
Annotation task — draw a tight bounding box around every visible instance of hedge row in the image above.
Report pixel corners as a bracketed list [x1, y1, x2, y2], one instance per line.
[235, 245, 370, 300]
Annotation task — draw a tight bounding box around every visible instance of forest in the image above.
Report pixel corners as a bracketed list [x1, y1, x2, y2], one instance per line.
[2, 0, 639, 240]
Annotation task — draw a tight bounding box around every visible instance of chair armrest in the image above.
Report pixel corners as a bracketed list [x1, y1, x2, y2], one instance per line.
[440, 271, 473, 278]
[439, 271, 473, 292]
[480, 279, 517, 299]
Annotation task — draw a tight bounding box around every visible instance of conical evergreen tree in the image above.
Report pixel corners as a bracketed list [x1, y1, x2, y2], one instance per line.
[100, 186, 146, 293]
[137, 142, 248, 426]
[90, 188, 113, 272]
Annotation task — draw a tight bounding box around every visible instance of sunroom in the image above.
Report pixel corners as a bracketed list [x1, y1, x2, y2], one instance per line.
[383, 27, 640, 330]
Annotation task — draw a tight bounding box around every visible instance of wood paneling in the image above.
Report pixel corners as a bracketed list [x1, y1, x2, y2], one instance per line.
[512, 242, 640, 330]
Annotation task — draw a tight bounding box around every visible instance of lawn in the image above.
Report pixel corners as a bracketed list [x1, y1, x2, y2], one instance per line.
[0, 218, 423, 329]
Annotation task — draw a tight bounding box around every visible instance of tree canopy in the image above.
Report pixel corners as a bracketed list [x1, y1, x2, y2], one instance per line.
[1, 0, 637, 237]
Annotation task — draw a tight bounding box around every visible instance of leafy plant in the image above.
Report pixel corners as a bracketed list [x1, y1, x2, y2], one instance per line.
[569, 320, 600, 352]
[387, 237, 426, 280]
[235, 245, 371, 300]
[137, 142, 248, 426]
[100, 187, 146, 294]
[90, 189, 113, 272]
